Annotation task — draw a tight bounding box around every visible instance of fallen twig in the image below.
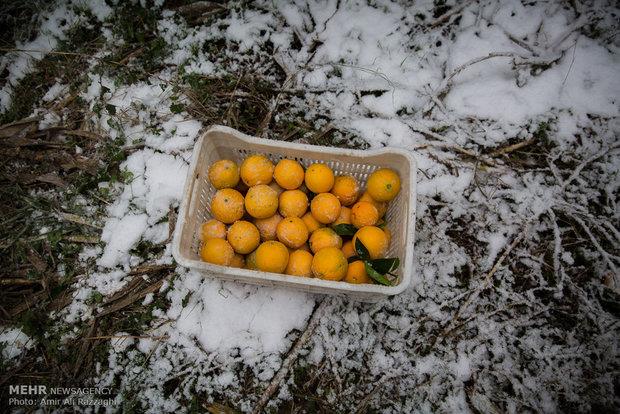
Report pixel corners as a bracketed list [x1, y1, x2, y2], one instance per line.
[488, 138, 536, 157]
[128, 263, 176, 276]
[56, 211, 102, 230]
[432, 223, 531, 347]
[565, 211, 618, 277]
[83, 334, 169, 340]
[252, 299, 329, 414]
[547, 209, 565, 293]
[561, 142, 620, 190]
[0, 278, 41, 286]
[63, 235, 100, 244]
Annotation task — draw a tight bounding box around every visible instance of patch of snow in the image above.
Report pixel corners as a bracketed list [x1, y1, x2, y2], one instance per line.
[0, 327, 34, 361]
[98, 213, 149, 269]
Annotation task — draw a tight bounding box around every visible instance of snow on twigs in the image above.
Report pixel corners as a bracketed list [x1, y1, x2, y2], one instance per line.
[2, 0, 619, 412]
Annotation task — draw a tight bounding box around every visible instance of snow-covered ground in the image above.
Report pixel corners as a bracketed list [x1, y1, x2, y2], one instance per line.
[2, 0, 619, 412]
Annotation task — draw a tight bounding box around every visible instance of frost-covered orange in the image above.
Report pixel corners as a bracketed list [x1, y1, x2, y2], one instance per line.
[240, 154, 274, 186]
[353, 226, 388, 259]
[341, 240, 355, 259]
[230, 253, 245, 268]
[200, 219, 227, 240]
[301, 212, 323, 233]
[211, 188, 245, 224]
[333, 206, 351, 226]
[311, 247, 348, 281]
[304, 163, 335, 193]
[255, 241, 289, 273]
[384, 226, 392, 245]
[276, 217, 309, 249]
[331, 175, 359, 206]
[208, 159, 239, 189]
[279, 190, 308, 218]
[310, 193, 341, 224]
[367, 168, 401, 202]
[285, 250, 313, 277]
[245, 184, 279, 219]
[200, 238, 234, 266]
[359, 191, 387, 218]
[309, 227, 342, 254]
[351, 201, 379, 228]
[269, 181, 285, 196]
[345, 260, 371, 284]
[254, 213, 283, 241]
[274, 159, 305, 190]
[245, 249, 258, 270]
[227, 220, 260, 254]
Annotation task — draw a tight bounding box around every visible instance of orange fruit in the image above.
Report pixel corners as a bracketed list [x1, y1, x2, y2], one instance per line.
[359, 191, 387, 218]
[240, 154, 274, 186]
[245, 249, 258, 270]
[384, 227, 392, 245]
[208, 159, 239, 189]
[227, 220, 260, 254]
[230, 253, 245, 268]
[211, 188, 245, 224]
[333, 206, 351, 226]
[353, 226, 388, 259]
[309, 227, 342, 254]
[254, 213, 283, 241]
[367, 168, 401, 202]
[200, 219, 227, 240]
[279, 190, 308, 218]
[331, 175, 359, 206]
[274, 159, 305, 190]
[310, 193, 341, 224]
[298, 243, 311, 252]
[276, 217, 309, 249]
[345, 260, 372, 284]
[200, 238, 234, 266]
[311, 247, 348, 281]
[342, 240, 355, 259]
[245, 184, 279, 219]
[351, 201, 379, 228]
[285, 250, 313, 277]
[301, 212, 323, 233]
[269, 181, 285, 196]
[255, 241, 289, 273]
[304, 163, 335, 193]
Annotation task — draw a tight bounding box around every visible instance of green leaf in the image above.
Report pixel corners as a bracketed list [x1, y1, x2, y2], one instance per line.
[332, 223, 357, 236]
[376, 221, 387, 229]
[105, 104, 116, 115]
[170, 103, 184, 114]
[364, 261, 392, 286]
[355, 238, 370, 260]
[368, 258, 400, 275]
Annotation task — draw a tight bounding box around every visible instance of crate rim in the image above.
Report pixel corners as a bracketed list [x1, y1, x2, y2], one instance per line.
[172, 124, 417, 298]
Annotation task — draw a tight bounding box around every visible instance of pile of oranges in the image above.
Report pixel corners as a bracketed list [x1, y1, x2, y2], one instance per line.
[199, 154, 401, 284]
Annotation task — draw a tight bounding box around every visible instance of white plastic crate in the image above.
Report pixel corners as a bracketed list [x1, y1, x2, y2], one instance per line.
[172, 125, 417, 301]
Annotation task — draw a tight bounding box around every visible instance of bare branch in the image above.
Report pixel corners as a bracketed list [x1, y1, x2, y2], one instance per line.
[566, 211, 618, 276]
[548, 209, 565, 293]
[252, 299, 329, 414]
[561, 142, 620, 190]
